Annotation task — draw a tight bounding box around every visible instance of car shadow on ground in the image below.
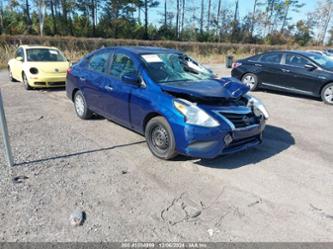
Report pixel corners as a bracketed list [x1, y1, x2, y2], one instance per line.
[15, 141, 145, 167]
[194, 125, 295, 169]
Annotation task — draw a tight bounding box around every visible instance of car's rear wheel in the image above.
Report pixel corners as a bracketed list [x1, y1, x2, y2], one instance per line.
[241, 73, 258, 91]
[8, 67, 16, 82]
[74, 90, 93, 119]
[321, 83, 333, 105]
[145, 116, 178, 160]
[22, 73, 32, 90]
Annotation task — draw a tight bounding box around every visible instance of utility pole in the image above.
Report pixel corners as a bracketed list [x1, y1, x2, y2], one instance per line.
[0, 89, 14, 168]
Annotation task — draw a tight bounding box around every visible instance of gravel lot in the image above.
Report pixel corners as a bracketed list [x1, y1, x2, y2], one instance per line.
[0, 66, 332, 242]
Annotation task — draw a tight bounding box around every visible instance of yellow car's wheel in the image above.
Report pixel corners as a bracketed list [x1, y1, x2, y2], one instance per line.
[22, 73, 33, 91]
[8, 67, 16, 82]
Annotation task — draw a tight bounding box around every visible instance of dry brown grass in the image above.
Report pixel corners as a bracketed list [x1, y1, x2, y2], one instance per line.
[0, 35, 327, 69]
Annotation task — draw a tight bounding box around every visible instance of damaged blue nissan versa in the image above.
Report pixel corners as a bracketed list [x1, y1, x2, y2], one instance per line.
[66, 47, 269, 160]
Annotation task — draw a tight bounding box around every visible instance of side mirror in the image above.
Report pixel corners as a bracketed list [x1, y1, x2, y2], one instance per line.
[121, 73, 141, 85]
[305, 64, 317, 71]
[16, 56, 23, 62]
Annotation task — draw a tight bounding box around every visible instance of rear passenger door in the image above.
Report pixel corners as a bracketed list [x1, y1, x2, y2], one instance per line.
[256, 52, 283, 87]
[80, 49, 113, 115]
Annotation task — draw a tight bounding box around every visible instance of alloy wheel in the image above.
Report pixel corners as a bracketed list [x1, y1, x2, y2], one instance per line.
[324, 86, 333, 104]
[242, 75, 256, 90]
[75, 94, 85, 117]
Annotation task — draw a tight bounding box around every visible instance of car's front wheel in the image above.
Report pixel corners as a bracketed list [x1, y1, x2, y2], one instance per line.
[145, 116, 178, 160]
[321, 83, 333, 105]
[22, 73, 32, 90]
[74, 90, 93, 119]
[8, 67, 16, 82]
[241, 73, 258, 91]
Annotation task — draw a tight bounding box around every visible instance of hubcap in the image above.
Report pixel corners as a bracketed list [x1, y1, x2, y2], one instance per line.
[151, 125, 169, 151]
[324, 86, 333, 104]
[75, 95, 85, 116]
[242, 75, 256, 89]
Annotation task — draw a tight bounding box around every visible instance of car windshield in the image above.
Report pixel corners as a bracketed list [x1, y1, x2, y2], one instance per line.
[307, 54, 333, 70]
[141, 53, 215, 83]
[26, 48, 66, 62]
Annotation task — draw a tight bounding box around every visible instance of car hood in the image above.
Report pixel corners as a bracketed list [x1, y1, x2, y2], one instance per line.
[25, 61, 70, 74]
[160, 77, 249, 101]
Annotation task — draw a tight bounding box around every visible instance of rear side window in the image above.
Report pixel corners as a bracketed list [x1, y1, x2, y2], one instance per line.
[88, 52, 110, 73]
[285, 54, 311, 67]
[110, 53, 137, 79]
[259, 53, 282, 64]
[15, 48, 25, 60]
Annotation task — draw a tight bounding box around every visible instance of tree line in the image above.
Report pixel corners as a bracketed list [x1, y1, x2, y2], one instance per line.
[1, 0, 333, 46]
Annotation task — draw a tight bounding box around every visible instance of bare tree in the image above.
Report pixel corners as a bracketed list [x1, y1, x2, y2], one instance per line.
[200, 0, 204, 34]
[0, 0, 3, 34]
[36, 0, 46, 36]
[207, 0, 211, 31]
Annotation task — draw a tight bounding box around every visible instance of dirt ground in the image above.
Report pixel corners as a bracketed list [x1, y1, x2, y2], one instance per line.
[0, 66, 332, 242]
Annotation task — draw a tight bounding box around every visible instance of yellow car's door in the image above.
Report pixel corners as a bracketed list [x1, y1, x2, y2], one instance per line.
[11, 48, 25, 81]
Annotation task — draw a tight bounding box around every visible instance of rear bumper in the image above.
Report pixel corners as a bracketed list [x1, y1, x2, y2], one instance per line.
[172, 119, 265, 159]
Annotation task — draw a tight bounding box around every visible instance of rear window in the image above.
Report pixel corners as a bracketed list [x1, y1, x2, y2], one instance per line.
[259, 53, 282, 64]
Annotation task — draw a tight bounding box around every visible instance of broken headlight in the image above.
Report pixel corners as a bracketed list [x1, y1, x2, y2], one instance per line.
[174, 99, 219, 127]
[246, 95, 269, 120]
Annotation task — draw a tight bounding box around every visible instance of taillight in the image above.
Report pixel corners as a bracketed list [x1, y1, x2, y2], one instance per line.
[67, 67, 72, 74]
[232, 62, 242, 69]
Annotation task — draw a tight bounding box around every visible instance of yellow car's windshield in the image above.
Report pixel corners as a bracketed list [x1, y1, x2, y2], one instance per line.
[26, 48, 66, 62]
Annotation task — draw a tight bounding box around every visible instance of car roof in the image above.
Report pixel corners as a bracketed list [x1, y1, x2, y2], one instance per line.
[109, 46, 180, 55]
[19, 45, 59, 50]
[261, 50, 320, 57]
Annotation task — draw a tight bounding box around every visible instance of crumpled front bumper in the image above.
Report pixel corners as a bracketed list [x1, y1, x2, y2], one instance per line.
[172, 117, 265, 159]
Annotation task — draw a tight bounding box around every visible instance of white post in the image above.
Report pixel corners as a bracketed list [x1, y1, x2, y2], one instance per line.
[0, 89, 14, 167]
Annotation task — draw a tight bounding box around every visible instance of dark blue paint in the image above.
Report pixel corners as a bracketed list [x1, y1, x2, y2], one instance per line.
[66, 47, 265, 159]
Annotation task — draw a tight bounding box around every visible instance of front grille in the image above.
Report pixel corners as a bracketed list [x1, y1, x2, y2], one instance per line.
[48, 81, 65, 86]
[220, 112, 259, 128]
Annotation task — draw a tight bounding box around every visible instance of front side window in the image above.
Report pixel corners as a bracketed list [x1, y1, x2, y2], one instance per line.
[307, 53, 333, 70]
[110, 53, 137, 79]
[88, 52, 110, 73]
[26, 48, 66, 62]
[141, 53, 214, 83]
[260, 53, 282, 64]
[285, 54, 310, 67]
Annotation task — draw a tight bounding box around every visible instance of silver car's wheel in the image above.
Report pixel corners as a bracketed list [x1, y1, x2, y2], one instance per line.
[242, 73, 258, 90]
[75, 94, 85, 117]
[321, 83, 333, 105]
[74, 91, 93, 119]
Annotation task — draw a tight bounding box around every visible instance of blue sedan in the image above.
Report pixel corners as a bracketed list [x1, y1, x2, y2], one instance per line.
[66, 47, 269, 160]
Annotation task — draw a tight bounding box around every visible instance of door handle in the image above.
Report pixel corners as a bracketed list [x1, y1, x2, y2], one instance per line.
[281, 69, 290, 73]
[255, 64, 262, 67]
[79, 77, 86, 81]
[105, 85, 114, 92]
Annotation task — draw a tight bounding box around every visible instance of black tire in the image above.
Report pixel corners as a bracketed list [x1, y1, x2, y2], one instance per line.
[241, 73, 259, 91]
[74, 90, 93, 119]
[145, 116, 178, 160]
[22, 72, 32, 90]
[321, 83, 333, 105]
[8, 67, 16, 82]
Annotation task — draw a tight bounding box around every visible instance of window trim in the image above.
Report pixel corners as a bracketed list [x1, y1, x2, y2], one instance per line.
[259, 52, 283, 65]
[86, 49, 113, 75]
[283, 53, 316, 69]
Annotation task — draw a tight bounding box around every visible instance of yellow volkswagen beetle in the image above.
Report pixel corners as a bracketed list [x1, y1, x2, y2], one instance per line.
[8, 45, 71, 90]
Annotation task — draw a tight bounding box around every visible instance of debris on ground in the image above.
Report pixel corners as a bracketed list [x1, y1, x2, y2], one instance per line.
[12, 176, 29, 184]
[69, 210, 85, 227]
